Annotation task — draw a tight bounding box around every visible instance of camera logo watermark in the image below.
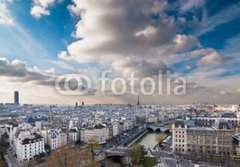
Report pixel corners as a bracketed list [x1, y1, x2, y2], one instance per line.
[55, 74, 92, 96]
[55, 70, 187, 96]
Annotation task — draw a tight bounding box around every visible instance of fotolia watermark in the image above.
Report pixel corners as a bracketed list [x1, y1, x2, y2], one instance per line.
[55, 70, 187, 96]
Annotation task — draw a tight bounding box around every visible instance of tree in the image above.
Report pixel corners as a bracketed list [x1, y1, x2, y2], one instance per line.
[0, 134, 9, 155]
[85, 139, 101, 161]
[46, 146, 95, 167]
[126, 145, 145, 166]
[155, 133, 165, 145]
[142, 157, 157, 167]
[26, 157, 38, 167]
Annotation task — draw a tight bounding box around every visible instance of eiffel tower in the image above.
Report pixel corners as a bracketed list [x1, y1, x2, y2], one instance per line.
[137, 95, 140, 105]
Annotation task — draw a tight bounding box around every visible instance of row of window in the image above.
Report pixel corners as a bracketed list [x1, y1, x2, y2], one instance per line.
[175, 135, 185, 138]
[175, 139, 185, 142]
[175, 131, 185, 134]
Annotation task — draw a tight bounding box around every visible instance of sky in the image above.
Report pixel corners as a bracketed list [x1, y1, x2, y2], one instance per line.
[0, 0, 240, 105]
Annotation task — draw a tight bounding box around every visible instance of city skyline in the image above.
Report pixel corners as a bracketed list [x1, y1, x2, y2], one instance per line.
[0, 0, 240, 105]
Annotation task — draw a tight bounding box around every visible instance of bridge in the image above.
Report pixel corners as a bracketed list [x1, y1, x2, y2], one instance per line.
[147, 125, 169, 132]
[105, 147, 128, 157]
[146, 121, 173, 132]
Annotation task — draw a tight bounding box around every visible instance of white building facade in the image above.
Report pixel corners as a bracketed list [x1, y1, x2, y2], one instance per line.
[13, 123, 45, 162]
[47, 129, 67, 150]
[81, 124, 109, 144]
[68, 127, 79, 143]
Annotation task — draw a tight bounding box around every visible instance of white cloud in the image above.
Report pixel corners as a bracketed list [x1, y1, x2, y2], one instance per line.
[53, 0, 240, 104]
[186, 48, 210, 57]
[171, 34, 200, 52]
[135, 26, 158, 38]
[220, 91, 226, 95]
[33, 0, 56, 8]
[59, 0, 225, 84]
[0, 3, 14, 25]
[0, 57, 56, 86]
[180, 0, 205, 12]
[60, 0, 207, 78]
[30, 5, 50, 19]
[48, 60, 74, 71]
[44, 67, 55, 74]
[197, 50, 221, 66]
[196, 1, 240, 36]
[183, 67, 240, 103]
[30, 0, 58, 18]
[185, 48, 222, 66]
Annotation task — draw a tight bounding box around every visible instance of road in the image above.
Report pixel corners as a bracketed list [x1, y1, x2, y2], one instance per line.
[6, 149, 22, 167]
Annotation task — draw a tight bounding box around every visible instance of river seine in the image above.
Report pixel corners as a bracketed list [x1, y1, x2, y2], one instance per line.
[136, 132, 166, 149]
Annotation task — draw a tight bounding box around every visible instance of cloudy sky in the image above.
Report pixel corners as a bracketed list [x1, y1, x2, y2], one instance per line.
[0, 0, 240, 105]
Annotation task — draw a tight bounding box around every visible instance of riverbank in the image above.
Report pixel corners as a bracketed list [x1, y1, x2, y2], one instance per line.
[136, 132, 167, 150]
[126, 129, 148, 147]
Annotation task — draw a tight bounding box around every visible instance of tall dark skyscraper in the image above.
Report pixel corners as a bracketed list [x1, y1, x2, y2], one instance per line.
[14, 91, 19, 105]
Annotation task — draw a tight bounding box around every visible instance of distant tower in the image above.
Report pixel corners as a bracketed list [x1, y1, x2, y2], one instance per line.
[75, 102, 78, 109]
[137, 95, 140, 105]
[14, 91, 19, 105]
[48, 105, 54, 123]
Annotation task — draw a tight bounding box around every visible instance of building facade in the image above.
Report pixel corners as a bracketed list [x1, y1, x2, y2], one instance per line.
[172, 119, 239, 156]
[81, 123, 109, 144]
[47, 129, 67, 150]
[68, 127, 79, 143]
[13, 124, 45, 161]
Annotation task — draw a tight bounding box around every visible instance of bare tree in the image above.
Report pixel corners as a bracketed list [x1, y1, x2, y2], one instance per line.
[46, 146, 96, 167]
[155, 133, 165, 145]
[126, 145, 145, 166]
[84, 139, 101, 161]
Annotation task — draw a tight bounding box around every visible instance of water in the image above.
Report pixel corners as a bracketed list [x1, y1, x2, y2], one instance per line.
[137, 132, 166, 149]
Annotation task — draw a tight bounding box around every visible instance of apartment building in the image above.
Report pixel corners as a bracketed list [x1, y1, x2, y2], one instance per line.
[233, 133, 240, 155]
[68, 127, 79, 143]
[172, 119, 188, 154]
[47, 129, 67, 150]
[172, 119, 238, 156]
[13, 123, 45, 161]
[80, 123, 109, 144]
[112, 122, 120, 137]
